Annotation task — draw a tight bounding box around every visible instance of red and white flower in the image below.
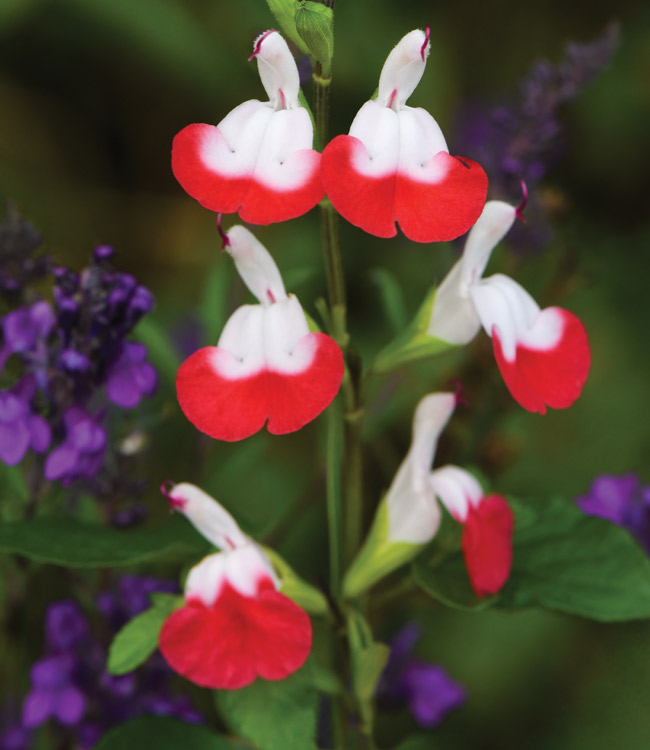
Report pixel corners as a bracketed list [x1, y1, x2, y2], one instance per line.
[159, 482, 312, 690]
[427, 200, 591, 413]
[321, 28, 487, 243]
[172, 30, 324, 225]
[176, 225, 344, 441]
[386, 393, 513, 597]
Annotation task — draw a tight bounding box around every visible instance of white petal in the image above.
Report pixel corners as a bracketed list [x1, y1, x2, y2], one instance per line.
[470, 274, 541, 361]
[210, 100, 274, 177]
[254, 108, 316, 190]
[349, 100, 400, 176]
[169, 482, 248, 550]
[377, 29, 429, 110]
[263, 295, 313, 373]
[429, 465, 483, 522]
[226, 226, 287, 305]
[253, 31, 301, 110]
[460, 201, 517, 288]
[427, 258, 481, 345]
[397, 107, 448, 178]
[185, 545, 278, 604]
[385, 392, 456, 544]
[215, 296, 312, 378]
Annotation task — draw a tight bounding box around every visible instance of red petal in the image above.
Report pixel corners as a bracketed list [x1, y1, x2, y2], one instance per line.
[159, 583, 312, 690]
[492, 308, 591, 414]
[321, 135, 398, 238]
[321, 136, 488, 242]
[462, 494, 514, 597]
[395, 154, 488, 242]
[176, 333, 344, 441]
[171, 124, 324, 224]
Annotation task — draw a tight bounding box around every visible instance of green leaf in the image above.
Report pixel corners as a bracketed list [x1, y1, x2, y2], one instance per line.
[0, 517, 208, 568]
[107, 594, 183, 675]
[216, 666, 318, 750]
[368, 268, 408, 334]
[394, 735, 444, 750]
[134, 316, 181, 385]
[92, 716, 246, 750]
[263, 0, 309, 54]
[415, 496, 650, 622]
[497, 496, 650, 621]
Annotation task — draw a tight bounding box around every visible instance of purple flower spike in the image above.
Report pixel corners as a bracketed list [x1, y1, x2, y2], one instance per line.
[44, 406, 106, 483]
[106, 342, 157, 408]
[378, 622, 466, 728]
[46, 601, 89, 652]
[577, 474, 650, 555]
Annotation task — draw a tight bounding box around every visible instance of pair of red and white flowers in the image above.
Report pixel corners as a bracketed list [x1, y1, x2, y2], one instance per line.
[172, 28, 487, 243]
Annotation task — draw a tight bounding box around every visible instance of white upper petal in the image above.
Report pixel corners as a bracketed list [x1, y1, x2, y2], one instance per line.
[185, 545, 278, 604]
[429, 465, 483, 523]
[254, 107, 316, 189]
[460, 201, 517, 287]
[377, 29, 430, 110]
[253, 30, 301, 109]
[168, 482, 248, 550]
[427, 200, 517, 346]
[226, 226, 287, 305]
[386, 392, 456, 544]
[215, 295, 313, 378]
[470, 274, 542, 361]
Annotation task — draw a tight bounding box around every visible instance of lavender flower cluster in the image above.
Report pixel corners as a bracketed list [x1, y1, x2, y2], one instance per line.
[0, 576, 202, 750]
[0, 204, 157, 503]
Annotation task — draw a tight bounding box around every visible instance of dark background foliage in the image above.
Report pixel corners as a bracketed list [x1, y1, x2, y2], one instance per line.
[1, 0, 650, 748]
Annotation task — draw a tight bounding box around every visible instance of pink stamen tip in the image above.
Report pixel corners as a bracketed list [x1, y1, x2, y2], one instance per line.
[516, 180, 528, 222]
[453, 380, 470, 407]
[267, 289, 276, 304]
[217, 214, 231, 251]
[160, 480, 185, 512]
[421, 26, 431, 60]
[388, 88, 398, 109]
[248, 29, 276, 61]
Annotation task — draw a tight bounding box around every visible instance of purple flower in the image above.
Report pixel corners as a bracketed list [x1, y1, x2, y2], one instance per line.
[0, 301, 55, 370]
[45, 601, 89, 653]
[576, 474, 650, 555]
[0, 724, 30, 750]
[378, 623, 466, 728]
[0, 378, 50, 466]
[44, 406, 106, 483]
[106, 342, 157, 408]
[22, 654, 86, 728]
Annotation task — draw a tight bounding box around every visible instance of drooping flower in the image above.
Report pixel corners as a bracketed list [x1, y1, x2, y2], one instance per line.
[172, 30, 324, 225]
[576, 474, 650, 556]
[344, 392, 513, 598]
[321, 28, 487, 243]
[176, 225, 344, 441]
[427, 200, 590, 413]
[158, 482, 312, 690]
[378, 622, 466, 727]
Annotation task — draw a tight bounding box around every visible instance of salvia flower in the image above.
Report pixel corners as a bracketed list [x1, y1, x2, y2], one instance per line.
[378, 622, 466, 727]
[176, 225, 344, 441]
[159, 482, 312, 690]
[427, 200, 591, 413]
[172, 30, 324, 224]
[321, 28, 487, 242]
[576, 474, 650, 556]
[106, 342, 157, 408]
[344, 392, 513, 598]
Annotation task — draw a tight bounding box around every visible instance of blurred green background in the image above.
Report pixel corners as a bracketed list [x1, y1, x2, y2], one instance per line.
[1, 0, 650, 748]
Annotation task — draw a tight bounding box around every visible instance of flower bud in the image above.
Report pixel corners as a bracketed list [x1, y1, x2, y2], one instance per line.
[295, 1, 334, 76]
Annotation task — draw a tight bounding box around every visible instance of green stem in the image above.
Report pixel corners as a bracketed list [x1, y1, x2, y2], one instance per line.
[326, 399, 344, 600]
